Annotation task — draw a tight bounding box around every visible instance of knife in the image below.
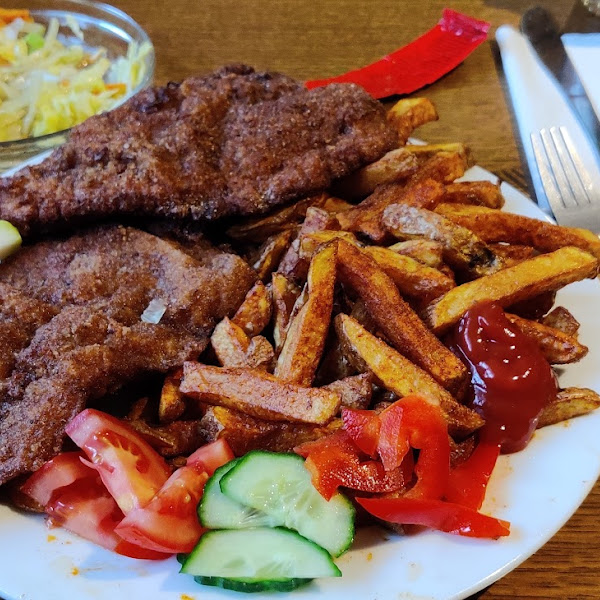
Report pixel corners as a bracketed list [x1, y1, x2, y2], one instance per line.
[521, 6, 600, 150]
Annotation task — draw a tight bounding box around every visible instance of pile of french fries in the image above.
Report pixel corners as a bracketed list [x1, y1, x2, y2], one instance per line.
[130, 98, 600, 466]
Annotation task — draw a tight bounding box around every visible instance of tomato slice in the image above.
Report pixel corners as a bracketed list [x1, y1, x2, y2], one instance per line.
[116, 463, 209, 554]
[66, 409, 172, 514]
[21, 452, 92, 507]
[186, 439, 235, 475]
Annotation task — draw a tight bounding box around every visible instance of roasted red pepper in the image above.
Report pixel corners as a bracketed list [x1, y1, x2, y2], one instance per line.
[356, 496, 510, 539]
[305, 9, 490, 98]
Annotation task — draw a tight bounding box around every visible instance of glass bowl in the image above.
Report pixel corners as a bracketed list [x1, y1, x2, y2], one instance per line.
[0, 0, 155, 173]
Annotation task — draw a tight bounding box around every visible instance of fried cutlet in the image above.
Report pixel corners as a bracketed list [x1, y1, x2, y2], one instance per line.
[0, 226, 256, 484]
[0, 65, 397, 237]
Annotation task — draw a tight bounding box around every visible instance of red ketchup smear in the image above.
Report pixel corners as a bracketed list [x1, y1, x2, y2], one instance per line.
[454, 302, 557, 454]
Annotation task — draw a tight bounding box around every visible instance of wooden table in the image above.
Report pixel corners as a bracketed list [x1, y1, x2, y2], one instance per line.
[108, 1, 600, 597]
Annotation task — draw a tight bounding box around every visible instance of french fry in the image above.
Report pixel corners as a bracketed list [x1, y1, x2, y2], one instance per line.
[336, 239, 467, 394]
[442, 181, 504, 209]
[387, 239, 445, 269]
[537, 387, 600, 428]
[488, 242, 537, 265]
[405, 143, 470, 165]
[271, 273, 301, 352]
[322, 373, 373, 410]
[199, 405, 342, 455]
[332, 148, 418, 200]
[299, 230, 358, 260]
[336, 178, 445, 243]
[211, 317, 274, 370]
[226, 193, 328, 242]
[180, 363, 341, 425]
[277, 207, 339, 280]
[250, 229, 295, 281]
[434, 203, 600, 260]
[334, 314, 482, 438]
[158, 369, 186, 424]
[383, 203, 503, 279]
[314, 334, 355, 385]
[126, 418, 206, 457]
[274, 241, 337, 385]
[387, 97, 439, 144]
[507, 290, 557, 321]
[361, 245, 455, 303]
[409, 151, 468, 185]
[505, 313, 588, 364]
[322, 196, 354, 213]
[423, 247, 599, 335]
[541, 306, 580, 336]
[231, 280, 272, 336]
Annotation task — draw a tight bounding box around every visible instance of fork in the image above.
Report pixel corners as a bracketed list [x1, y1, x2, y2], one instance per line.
[530, 126, 600, 233]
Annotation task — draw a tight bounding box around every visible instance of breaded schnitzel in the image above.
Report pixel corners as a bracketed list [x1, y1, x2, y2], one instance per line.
[0, 65, 397, 237]
[0, 226, 255, 484]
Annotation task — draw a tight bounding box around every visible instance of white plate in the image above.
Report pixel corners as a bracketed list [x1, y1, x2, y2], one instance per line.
[1, 163, 599, 600]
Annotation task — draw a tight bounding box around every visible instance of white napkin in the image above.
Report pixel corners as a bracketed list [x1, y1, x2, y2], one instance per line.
[563, 33, 600, 120]
[496, 25, 600, 215]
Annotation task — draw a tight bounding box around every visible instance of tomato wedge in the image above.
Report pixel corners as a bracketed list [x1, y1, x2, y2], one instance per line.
[21, 451, 168, 559]
[116, 463, 209, 554]
[187, 439, 235, 475]
[66, 409, 172, 514]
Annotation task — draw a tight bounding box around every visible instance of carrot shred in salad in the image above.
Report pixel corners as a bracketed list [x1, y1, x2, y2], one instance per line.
[0, 8, 151, 142]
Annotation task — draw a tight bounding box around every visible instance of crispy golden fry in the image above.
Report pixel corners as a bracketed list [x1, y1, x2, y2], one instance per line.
[335, 314, 482, 438]
[387, 98, 439, 144]
[442, 181, 504, 209]
[211, 317, 274, 370]
[231, 280, 272, 336]
[409, 151, 468, 185]
[227, 193, 328, 242]
[541, 306, 580, 336]
[271, 273, 301, 352]
[336, 178, 445, 243]
[405, 143, 470, 164]
[200, 405, 342, 455]
[434, 203, 600, 260]
[299, 230, 358, 259]
[322, 196, 354, 213]
[332, 148, 418, 200]
[158, 369, 186, 424]
[277, 207, 339, 280]
[537, 387, 600, 428]
[322, 373, 373, 410]
[383, 203, 503, 278]
[424, 247, 599, 335]
[505, 313, 588, 364]
[388, 239, 445, 268]
[361, 245, 455, 303]
[336, 240, 467, 394]
[488, 242, 537, 265]
[250, 229, 295, 281]
[180, 363, 341, 425]
[275, 242, 337, 385]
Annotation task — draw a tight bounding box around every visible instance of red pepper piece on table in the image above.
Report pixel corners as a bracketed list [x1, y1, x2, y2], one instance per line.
[445, 441, 500, 510]
[356, 496, 510, 539]
[305, 9, 490, 98]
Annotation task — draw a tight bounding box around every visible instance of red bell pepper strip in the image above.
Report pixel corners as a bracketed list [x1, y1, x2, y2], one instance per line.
[356, 496, 510, 539]
[341, 408, 381, 458]
[445, 441, 500, 510]
[305, 9, 490, 98]
[296, 430, 408, 501]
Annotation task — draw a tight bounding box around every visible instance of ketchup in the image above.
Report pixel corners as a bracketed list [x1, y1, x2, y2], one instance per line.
[454, 302, 557, 453]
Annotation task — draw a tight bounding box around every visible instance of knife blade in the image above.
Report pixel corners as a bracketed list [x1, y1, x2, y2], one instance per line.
[521, 6, 600, 150]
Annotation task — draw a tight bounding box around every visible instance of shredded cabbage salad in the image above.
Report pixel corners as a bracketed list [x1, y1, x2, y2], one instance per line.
[0, 8, 151, 142]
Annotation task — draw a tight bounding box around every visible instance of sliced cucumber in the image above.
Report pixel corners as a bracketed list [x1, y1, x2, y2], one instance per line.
[220, 451, 355, 557]
[0, 221, 21, 260]
[199, 458, 281, 529]
[181, 527, 341, 585]
[193, 575, 311, 593]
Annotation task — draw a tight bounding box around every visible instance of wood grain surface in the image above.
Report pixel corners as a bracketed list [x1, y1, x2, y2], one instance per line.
[109, 1, 599, 598]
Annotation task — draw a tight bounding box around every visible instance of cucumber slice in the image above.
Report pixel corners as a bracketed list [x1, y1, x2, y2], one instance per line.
[181, 527, 341, 584]
[220, 451, 355, 557]
[193, 575, 311, 593]
[199, 458, 281, 529]
[0, 221, 21, 260]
